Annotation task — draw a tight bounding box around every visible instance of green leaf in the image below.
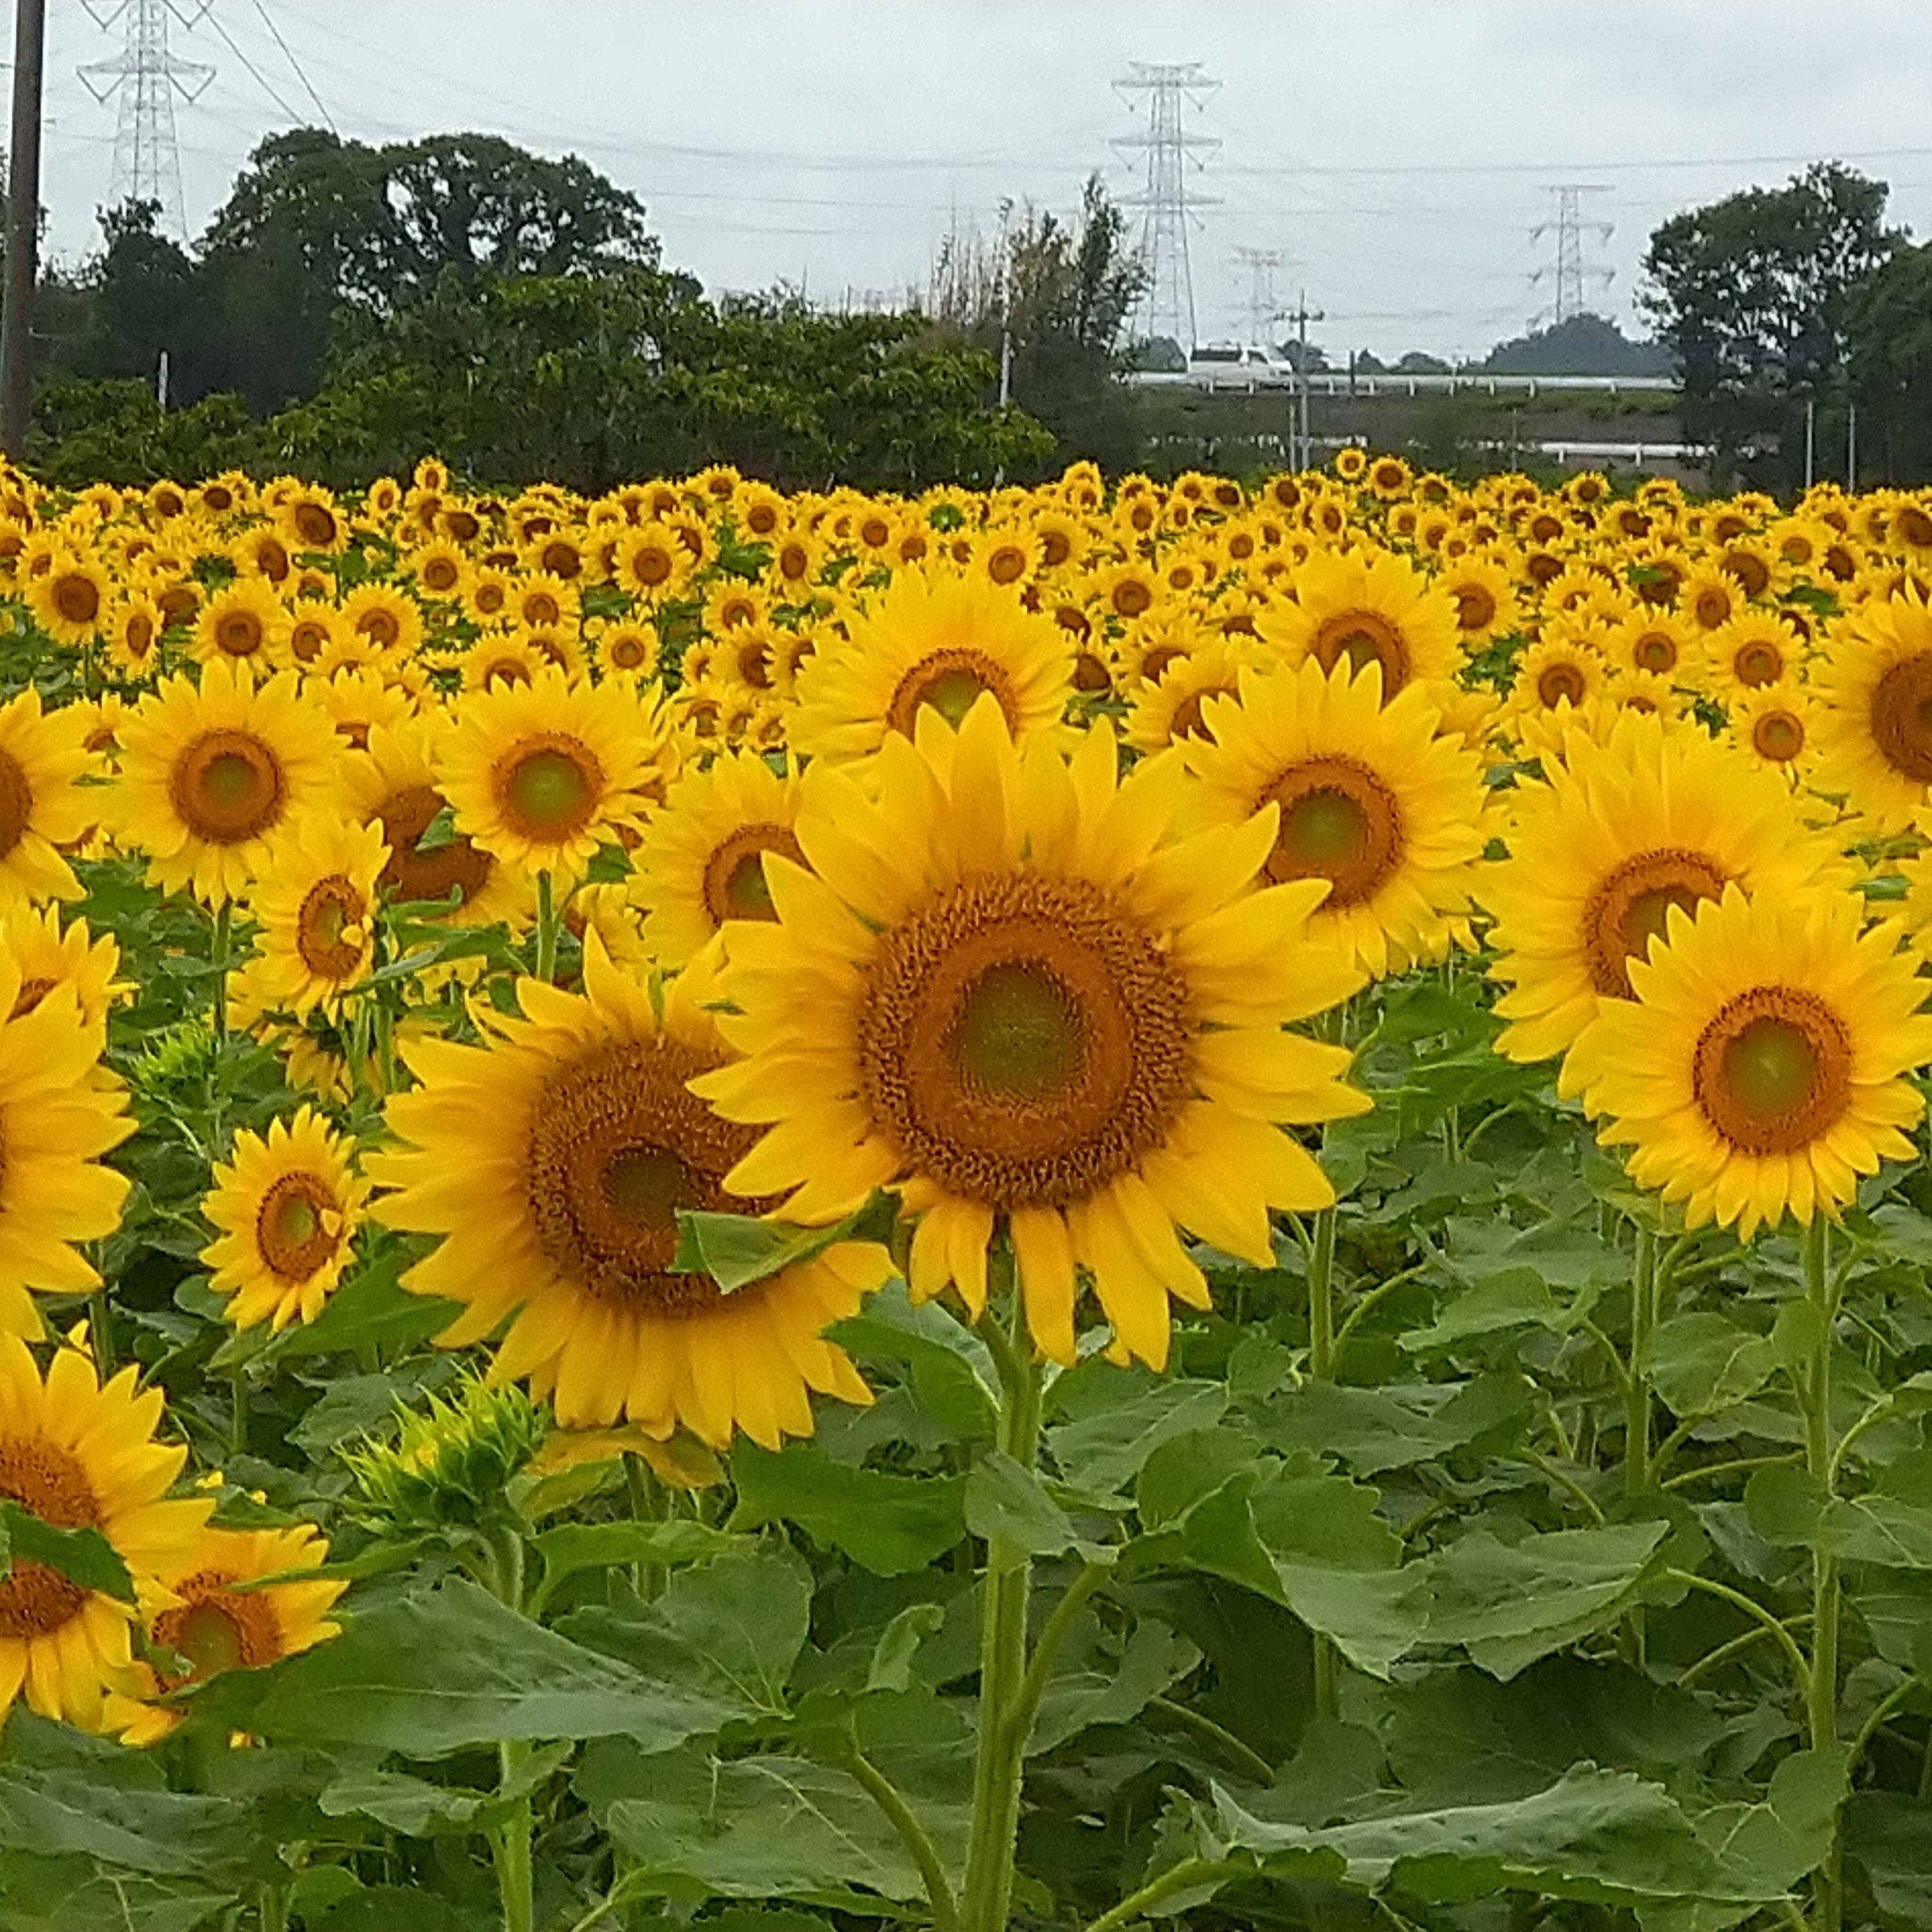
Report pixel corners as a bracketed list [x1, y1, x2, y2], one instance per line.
[181, 1578, 751, 1753]
[828, 1287, 996, 1441]
[1847, 1791, 1932, 1926]
[533, 1519, 742, 1606]
[866, 1603, 944, 1694]
[317, 1768, 489, 1837]
[246, 1247, 457, 1361]
[564, 1547, 811, 1719]
[0, 1768, 244, 1878]
[1427, 1522, 1671, 1679]
[1048, 1376, 1229, 1497]
[1256, 1377, 1530, 1477]
[1642, 1313, 1778, 1417]
[1031, 1616, 1200, 1754]
[0, 1503, 135, 1604]
[732, 1441, 966, 1575]
[0, 1859, 234, 1932]
[965, 1450, 1090, 1559]
[672, 1190, 895, 1294]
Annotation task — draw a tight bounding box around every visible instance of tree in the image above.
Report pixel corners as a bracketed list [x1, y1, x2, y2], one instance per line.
[1482, 314, 1673, 378]
[72, 202, 217, 399]
[928, 175, 1146, 472]
[1640, 162, 1902, 490]
[1847, 242, 1932, 485]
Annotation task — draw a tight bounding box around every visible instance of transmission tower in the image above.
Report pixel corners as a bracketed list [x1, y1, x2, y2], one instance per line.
[78, 0, 214, 240]
[1113, 62, 1220, 352]
[1231, 245, 1285, 347]
[1528, 184, 1614, 330]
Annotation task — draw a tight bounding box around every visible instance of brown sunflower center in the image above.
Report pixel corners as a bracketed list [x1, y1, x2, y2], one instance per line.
[1896, 506, 1932, 550]
[1733, 640, 1784, 688]
[526, 1037, 764, 1314]
[1452, 584, 1496, 632]
[1727, 552, 1772, 598]
[170, 731, 286, 845]
[375, 784, 493, 910]
[1581, 848, 1729, 996]
[525, 594, 562, 627]
[495, 738, 605, 842]
[0, 750, 30, 860]
[151, 1571, 280, 1686]
[1692, 587, 1732, 629]
[52, 573, 100, 626]
[886, 650, 1019, 737]
[1693, 989, 1852, 1155]
[1631, 629, 1678, 674]
[857, 875, 1190, 1209]
[609, 634, 650, 670]
[1112, 578, 1153, 617]
[423, 557, 461, 592]
[701, 824, 806, 927]
[1262, 755, 1403, 908]
[292, 504, 337, 548]
[296, 875, 367, 980]
[1310, 609, 1409, 692]
[356, 606, 401, 649]
[1167, 683, 1236, 744]
[1752, 709, 1806, 763]
[1868, 653, 1932, 785]
[0, 1437, 100, 1638]
[1072, 651, 1110, 692]
[1536, 661, 1588, 709]
[216, 611, 264, 658]
[256, 1171, 341, 1282]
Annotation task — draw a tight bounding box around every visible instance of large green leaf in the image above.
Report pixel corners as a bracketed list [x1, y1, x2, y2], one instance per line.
[828, 1287, 997, 1443]
[1030, 1615, 1200, 1754]
[732, 1441, 966, 1575]
[182, 1578, 751, 1752]
[1426, 1523, 1671, 1679]
[1642, 1312, 1778, 1418]
[1048, 1376, 1229, 1497]
[0, 1858, 233, 1932]
[0, 1769, 244, 1878]
[0, 1503, 135, 1604]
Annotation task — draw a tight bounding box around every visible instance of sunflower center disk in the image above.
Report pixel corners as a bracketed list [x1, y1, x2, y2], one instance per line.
[296, 877, 368, 980]
[1870, 654, 1932, 784]
[1264, 757, 1403, 909]
[701, 824, 805, 926]
[218, 614, 263, 656]
[0, 1439, 100, 1637]
[53, 574, 100, 625]
[860, 876, 1191, 1209]
[153, 1570, 278, 1685]
[0, 751, 32, 859]
[1754, 712, 1805, 762]
[172, 731, 285, 844]
[1694, 990, 1853, 1155]
[378, 784, 493, 909]
[1537, 663, 1588, 708]
[886, 649, 1018, 735]
[506, 744, 600, 838]
[256, 1173, 341, 1282]
[1311, 609, 1408, 690]
[529, 1039, 765, 1315]
[1734, 641, 1782, 687]
[1582, 848, 1729, 996]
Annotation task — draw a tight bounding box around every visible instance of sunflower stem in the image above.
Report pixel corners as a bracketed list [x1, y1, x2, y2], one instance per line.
[960, 1264, 1044, 1932]
[483, 1524, 537, 1932]
[1800, 1215, 1844, 1932]
[1305, 1204, 1342, 1722]
[533, 870, 559, 983]
[1624, 1225, 1657, 1495]
[210, 898, 231, 1043]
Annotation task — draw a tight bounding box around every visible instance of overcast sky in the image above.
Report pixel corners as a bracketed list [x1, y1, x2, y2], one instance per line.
[24, 1, 1932, 362]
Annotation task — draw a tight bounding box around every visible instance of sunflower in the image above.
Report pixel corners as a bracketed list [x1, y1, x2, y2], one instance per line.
[340, 583, 424, 661]
[1810, 589, 1932, 833]
[369, 937, 887, 1446]
[0, 904, 122, 1027]
[337, 716, 529, 929]
[615, 524, 692, 600]
[789, 567, 1072, 761]
[1256, 543, 1465, 699]
[1184, 659, 1492, 979]
[307, 665, 415, 752]
[693, 696, 1367, 1370]
[26, 551, 111, 647]
[1503, 634, 1612, 726]
[277, 487, 348, 556]
[1334, 446, 1368, 484]
[1122, 643, 1248, 752]
[202, 1106, 366, 1330]
[104, 591, 166, 677]
[1701, 612, 1801, 702]
[112, 1521, 345, 1745]
[191, 578, 290, 670]
[1437, 554, 1520, 645]
[438, 670, 663, 887]
[0, 1334, 210, 1728]
[0, 687, 97, 906]
[631, 750, 808, 968]
[1728, 682, 1819, 784]
[1567, 887, 1932, 1239]
[591, 619, 659, 681]
[245, 816, 386, 1017]
[112, 661, 337, 903]
[516, 572, 581, 634]
[1602, 609, 1694, 682]
[412, 540, 469, 601]
[1484, 712, 1852, 1077]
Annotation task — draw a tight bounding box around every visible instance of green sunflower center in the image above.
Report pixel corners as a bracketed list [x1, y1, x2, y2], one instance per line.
[603, 1146, 699, 1230]
[1722, 1018, 1819, 1119]
[949, 960, 1086, 1104]
[504, 744, 600, 838]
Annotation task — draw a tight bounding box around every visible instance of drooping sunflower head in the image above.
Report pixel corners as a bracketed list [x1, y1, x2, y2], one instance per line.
[1567, 886, 1932, 1240]
[696, 695, 1367, 1370]
[789, 567, 1074, 761]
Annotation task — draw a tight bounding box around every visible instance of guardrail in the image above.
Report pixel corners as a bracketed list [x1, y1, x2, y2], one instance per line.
[1129, 370, 1678, 397]
[1141, 430, 1704, 473]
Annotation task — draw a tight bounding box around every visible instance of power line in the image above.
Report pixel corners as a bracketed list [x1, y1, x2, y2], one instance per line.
[248, 0, 331, 133]
[196, 6, 299, 124]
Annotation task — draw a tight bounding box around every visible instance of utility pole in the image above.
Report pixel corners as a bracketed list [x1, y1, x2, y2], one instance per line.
[1113, 62, 1220, 354]
[1847, 399, 1857, 493]
[1804, 394, 1815, 489]
[1277, 290, 1324, 471]
[1, 0, 45, 458]
[996, 197, 1014, 409]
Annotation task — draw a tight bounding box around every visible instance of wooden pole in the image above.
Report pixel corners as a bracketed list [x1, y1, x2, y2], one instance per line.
[0, 0, 46, 458]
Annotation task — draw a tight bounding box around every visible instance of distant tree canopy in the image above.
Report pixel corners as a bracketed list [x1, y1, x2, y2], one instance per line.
[24, 129, 1056, 490]
[1847, 242, 1932, 486]
[1641, 162, 1902, 491]
[1481, 315, 1673, 378]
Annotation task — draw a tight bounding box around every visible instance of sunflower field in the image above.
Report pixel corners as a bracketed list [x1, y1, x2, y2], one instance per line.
[6, 450, 1932, 1932]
